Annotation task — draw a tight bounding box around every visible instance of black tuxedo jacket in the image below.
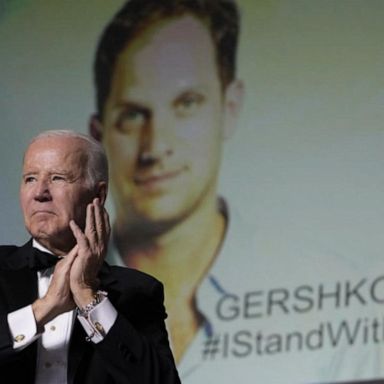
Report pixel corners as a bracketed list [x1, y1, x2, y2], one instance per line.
[0, 241, 180, 384]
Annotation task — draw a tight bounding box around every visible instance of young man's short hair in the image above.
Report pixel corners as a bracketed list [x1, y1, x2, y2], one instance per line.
[94, 0, 240, 118]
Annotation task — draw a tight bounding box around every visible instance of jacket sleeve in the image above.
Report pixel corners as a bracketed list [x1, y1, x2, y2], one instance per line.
[0, 252, 38, 366]
[0, 313, 15, 362]
[92, 276, 181, 384]
[0, 311, 37, 367]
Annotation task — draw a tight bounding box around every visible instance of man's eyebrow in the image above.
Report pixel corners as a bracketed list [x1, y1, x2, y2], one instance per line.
[175, 88, 206, 98]
[175, 83, 208, 93]
[116, 100, 147, 107]
[22, 170, 71, 177]
[22, 172, 37, 178]
[114, 100, 151, 111]
[50, 170, 69, 174]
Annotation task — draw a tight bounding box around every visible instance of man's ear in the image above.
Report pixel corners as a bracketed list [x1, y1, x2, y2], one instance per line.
[222, 79, 244, 140]
[96, 181, 108, 206]
[89, 114, 103, 142]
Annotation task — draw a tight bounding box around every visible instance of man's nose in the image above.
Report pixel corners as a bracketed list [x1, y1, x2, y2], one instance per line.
[34, 179, 52, 202]
[138, 115, 174, 166]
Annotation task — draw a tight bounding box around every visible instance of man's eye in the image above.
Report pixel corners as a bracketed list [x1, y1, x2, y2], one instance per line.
[24, 176, 36, 183]
[174, 93, 204, 116]
[52, 175, 65, 182]
[116, 108, 147, 133]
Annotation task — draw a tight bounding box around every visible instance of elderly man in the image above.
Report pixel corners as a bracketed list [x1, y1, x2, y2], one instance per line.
[0, 130, 180, 384]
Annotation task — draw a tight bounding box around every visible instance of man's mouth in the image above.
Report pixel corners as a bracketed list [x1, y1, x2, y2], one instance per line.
[32, 210, 55, 216]
[134, 168, 185, 189]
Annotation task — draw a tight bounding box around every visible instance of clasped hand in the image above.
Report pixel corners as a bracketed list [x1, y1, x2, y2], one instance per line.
[34, 198, 110, 326]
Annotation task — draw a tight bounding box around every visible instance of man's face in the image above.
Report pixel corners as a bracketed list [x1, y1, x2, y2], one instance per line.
[20, 136, 94, 252]
[97, 15, 237, 229]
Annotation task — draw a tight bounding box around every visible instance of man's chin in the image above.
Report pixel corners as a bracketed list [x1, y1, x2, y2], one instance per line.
[119, 200, 196, 231]
[29, 226, 73, 246]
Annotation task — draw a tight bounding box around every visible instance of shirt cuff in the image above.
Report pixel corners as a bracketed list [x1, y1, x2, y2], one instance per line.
[77, 297, 117, 344]
[7, 305, 39, 350]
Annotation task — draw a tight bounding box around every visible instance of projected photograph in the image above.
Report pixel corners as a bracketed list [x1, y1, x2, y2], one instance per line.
[1, 1, 383, 383]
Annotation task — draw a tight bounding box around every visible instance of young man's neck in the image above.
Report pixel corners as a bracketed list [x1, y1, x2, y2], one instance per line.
[114, 197, 226, 278]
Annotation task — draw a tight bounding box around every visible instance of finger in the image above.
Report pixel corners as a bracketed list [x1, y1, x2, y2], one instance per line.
[85, 201, 97, 245]
[94, 198, 105, 244]
[51, 258, 74, 295]
[70, 220, 89, 251]
[54, 245, 78, 273]
[64, 245, 78, 265]
[97, 207, 110, 259]
[104, 208, 111, 242]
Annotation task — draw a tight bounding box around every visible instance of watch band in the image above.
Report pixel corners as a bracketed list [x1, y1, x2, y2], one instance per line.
[77, 290, 108, 318]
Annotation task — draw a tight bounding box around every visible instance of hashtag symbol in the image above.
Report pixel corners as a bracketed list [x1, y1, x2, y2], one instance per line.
[202, 334, 221, 360]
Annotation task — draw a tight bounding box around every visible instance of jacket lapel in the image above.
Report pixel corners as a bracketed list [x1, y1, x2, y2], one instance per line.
[0, 241, 38, 312]
[0, 241, 38, 383]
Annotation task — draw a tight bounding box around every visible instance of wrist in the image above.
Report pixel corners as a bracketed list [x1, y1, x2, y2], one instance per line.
[76, 290, 108, 318]
[72, 287, 96, 309]
[32, 297, 57, 331]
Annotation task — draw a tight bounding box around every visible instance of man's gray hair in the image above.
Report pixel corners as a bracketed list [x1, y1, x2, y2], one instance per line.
[29, 130, 109, 187]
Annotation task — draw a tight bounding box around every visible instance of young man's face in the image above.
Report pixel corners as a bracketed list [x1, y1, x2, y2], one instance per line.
[95, 15, 239, 229]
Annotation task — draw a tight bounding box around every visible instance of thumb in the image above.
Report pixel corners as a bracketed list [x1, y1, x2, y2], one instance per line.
[56, 245, 78, 271]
